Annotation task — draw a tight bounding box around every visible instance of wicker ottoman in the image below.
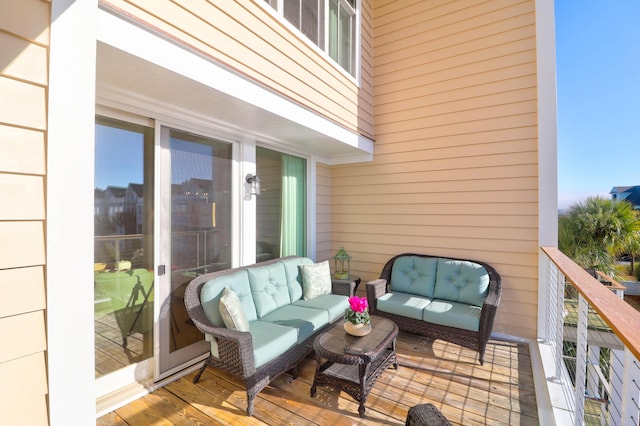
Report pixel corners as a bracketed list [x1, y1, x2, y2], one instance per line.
[405, 403, 451, 426]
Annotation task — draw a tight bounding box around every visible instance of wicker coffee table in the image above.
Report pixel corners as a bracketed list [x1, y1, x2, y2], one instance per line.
[310, 316, 399, 417]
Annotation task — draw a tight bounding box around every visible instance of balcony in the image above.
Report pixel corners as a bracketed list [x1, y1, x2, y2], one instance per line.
[96, 248, 640, 425]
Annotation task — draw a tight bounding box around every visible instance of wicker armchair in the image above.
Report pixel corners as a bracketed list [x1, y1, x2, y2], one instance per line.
[184, 257, 354, 415]
[366, 253, 501, 365]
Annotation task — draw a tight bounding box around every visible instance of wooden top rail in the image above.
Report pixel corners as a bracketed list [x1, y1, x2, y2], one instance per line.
[541, 247, 640, 361]
[595, 271, 627, 292]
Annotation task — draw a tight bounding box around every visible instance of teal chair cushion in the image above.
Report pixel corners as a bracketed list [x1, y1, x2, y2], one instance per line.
[434, 259, 489, 307]
[423, 299, 482, 332]
[248, 262, 292, 318]
[248, 320, 298, 368]
[200, 270, 257, 326]
[390, 256, 438, 298]
[260, 305, 329, 343]
[377, 291, 432, 320]
[293, 294, 349, 322]
[279, 257, 313, 302]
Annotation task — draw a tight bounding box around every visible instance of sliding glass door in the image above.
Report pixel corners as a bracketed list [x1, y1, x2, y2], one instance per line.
[94, 117, 308, 393]
[156, 127, 233, 377]
[94, 116, 155, 388]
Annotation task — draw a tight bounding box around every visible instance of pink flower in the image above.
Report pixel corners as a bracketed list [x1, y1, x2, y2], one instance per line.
[348, 296, 368, 313]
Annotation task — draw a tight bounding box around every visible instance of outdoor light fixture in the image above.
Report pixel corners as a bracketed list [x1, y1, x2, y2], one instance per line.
[244, 173, 261, 200]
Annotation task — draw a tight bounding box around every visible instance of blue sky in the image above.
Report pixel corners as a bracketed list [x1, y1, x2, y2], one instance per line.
[556, 2, 640, 209]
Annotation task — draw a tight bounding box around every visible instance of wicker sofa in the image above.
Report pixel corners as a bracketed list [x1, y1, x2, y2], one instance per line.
[366, 253, 501, 365]
[184, 256, 354, 415]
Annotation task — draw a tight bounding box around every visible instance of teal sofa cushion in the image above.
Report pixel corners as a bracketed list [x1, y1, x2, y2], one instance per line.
[377, 291, 432, 320]
[200, 270, 257, 326]
[423, 299, 482, 332]
[293, 294, 349, 322]
[248, 320, 298, 368]
[434, 259, 489, 307]
[247, 262, 292, 318]
[279, 257, 312, 302]
[390, 256, 438, 298]
[260, 305, 329, 343]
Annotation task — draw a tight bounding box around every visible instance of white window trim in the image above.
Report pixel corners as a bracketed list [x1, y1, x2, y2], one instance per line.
[47, 1, 97, 424]
[254, 0, 361, 84]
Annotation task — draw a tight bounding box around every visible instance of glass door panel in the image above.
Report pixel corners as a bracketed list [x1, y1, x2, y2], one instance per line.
[157, 127, 232, 377]
[94, 116, 154, 379]
[256, 147, 306, 259]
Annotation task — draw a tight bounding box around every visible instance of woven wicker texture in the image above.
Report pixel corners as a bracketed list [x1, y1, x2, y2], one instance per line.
[366, 253, 501, 365]
[184, 256, 353, 416]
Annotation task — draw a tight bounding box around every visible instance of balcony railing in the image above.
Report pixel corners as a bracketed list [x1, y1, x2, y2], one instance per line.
[540, 247, 640, 426]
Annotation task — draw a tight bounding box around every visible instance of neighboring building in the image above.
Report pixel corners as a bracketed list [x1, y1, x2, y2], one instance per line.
[611, 185, 640, 209]
[0, 1, 557, 424]
[124, 183, 144, 234]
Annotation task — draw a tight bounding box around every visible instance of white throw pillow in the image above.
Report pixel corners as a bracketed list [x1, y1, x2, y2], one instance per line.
[300, 260, 332, 301]
[219, 287, 249, 332]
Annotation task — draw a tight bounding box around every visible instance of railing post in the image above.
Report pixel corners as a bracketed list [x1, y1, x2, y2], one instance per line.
[574, 294, 588, 426]
[115, 239, 121, 263]
[540, 253, 551, 343]
[555, 267, 565, 380]
[586, 345, 600, 403]
[610, 348, 626, 426]
[196, 232, 201, 269]
[620, 349, 640, 426]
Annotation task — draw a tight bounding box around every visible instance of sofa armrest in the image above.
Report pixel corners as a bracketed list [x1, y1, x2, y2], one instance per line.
[202, 325, 256, 377]
[184, 277, 257, 377]
[478, 271, 502, 342]
[365, 279, 387, 313]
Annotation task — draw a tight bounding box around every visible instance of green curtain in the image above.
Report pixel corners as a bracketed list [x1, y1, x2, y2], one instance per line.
[328, 0, 339, 62]
[280, 154, 306, 256]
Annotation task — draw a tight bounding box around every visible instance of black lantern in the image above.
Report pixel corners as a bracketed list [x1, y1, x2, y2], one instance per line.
[333, 247, 351, 280]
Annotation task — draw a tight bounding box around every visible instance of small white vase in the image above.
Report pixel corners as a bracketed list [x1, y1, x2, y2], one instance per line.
[344, 321, 371, 336]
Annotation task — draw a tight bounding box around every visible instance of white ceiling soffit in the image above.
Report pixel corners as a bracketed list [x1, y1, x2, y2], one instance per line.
[96, 8, 373, 165]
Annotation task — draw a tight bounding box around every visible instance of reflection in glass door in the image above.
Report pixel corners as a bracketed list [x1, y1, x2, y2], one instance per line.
[94, 116, 155, 380]
[157, 127, 232, 377]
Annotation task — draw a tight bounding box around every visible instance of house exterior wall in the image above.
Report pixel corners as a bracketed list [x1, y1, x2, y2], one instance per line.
[331, 0, 540, 339]
[100, 0, 374, 140]
[0, 0, 551, 422]
[0, 0, 50, 424]
[316, 163, 332, 262]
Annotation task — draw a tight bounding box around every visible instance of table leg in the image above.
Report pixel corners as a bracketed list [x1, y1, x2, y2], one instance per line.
[358, 363, 371, 417]
[310, 354, 321, 397]
[392, 338, 399, 369]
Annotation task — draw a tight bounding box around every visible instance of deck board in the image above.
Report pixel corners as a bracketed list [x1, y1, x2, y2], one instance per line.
[97, 334, 539, 425]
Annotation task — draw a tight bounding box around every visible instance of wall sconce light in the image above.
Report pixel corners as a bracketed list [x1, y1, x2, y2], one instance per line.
[244, 173, 261, 200]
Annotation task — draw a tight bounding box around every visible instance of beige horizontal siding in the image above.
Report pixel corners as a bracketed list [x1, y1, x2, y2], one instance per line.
[0, 0, 50, 44]
[0, 352, 49, 426]
[331, 0, 539, 339]
[0, 267, 46, 318]
[0, 76, 47, 129]
[0, 174, 45, 220]
[316, 164, 332, 262]
[102, 0, 374, 139]
[0, 125, 46, 174]
[0, 2, 49, 424]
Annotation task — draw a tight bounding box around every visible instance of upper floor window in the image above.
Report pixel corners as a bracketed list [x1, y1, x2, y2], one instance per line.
[265, 0, 357, 76]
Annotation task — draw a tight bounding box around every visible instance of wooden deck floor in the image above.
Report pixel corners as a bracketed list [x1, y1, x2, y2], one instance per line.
[97, 333, 539, 425]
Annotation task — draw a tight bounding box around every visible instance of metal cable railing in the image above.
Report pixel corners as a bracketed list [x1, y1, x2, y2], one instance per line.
[541, 247, 640, 426]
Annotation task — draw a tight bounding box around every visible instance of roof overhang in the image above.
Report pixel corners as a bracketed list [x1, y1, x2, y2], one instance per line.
[96, 7, 373, 165]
